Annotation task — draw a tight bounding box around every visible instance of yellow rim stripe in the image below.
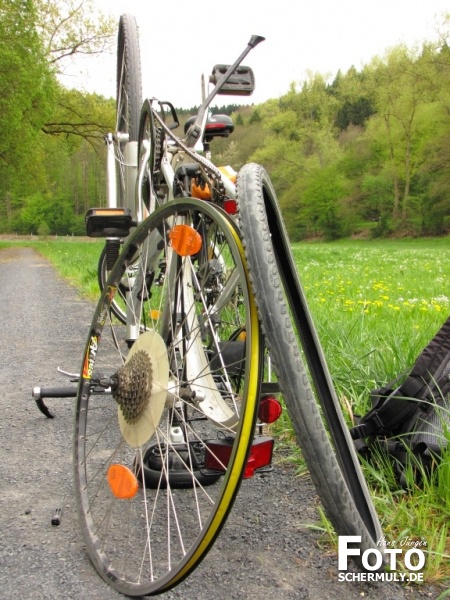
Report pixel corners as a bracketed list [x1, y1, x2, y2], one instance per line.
[160, 213, 261, 591]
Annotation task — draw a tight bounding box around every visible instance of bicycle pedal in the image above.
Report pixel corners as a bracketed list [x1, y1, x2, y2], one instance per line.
[86, 207, 134, 238]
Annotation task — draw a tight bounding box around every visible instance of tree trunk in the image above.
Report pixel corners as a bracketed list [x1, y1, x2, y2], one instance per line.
[402, 135, 412, 220]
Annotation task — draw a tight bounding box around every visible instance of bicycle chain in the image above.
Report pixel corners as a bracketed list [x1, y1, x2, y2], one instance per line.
[153, 123, 164, 176]
[151, 110, 228, 204]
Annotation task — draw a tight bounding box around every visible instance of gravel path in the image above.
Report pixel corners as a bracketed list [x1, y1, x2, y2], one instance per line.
[0, 246, 442, 600]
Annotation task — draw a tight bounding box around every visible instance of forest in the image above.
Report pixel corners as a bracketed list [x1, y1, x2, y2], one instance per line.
[1, 0, 449, 240]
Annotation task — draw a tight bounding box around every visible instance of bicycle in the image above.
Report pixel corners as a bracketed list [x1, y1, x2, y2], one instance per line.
[76, 14, 281, 597]
[72, 13, 384, 597]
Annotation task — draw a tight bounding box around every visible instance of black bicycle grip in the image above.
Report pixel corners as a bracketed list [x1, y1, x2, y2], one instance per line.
[32, 386, 77, 399]
[248, 35, 265, 48]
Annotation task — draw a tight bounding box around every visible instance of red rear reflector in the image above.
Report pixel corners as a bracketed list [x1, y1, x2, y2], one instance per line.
[205, 436, 274, 478]
[223, 199, 238, 215]
[244, 437, 274, 478]
[205, 438, 232, 471]
[258, 396, 282, 424]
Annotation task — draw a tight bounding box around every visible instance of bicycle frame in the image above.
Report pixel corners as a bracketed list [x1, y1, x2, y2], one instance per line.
[121, 218, 242, 433]
[106, 34, 265, 225]
[33, 21, 385, 591]
[96, 36, 268, 450]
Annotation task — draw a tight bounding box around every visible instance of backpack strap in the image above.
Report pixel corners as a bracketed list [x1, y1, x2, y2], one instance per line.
[398, 316, 450, 402]
[351, 316, 450, 441]
[350, 384, 419, 439]
[409, 316, 450, 384]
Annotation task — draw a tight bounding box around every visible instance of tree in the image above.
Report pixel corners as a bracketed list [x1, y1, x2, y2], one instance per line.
[35, 1, 116, 141]
[35, 0, 115, 71]
[43, 86, 115, 143]
[251, 76, 344, 238]
[0, 1, 118, 234]
[330, 67, 376, 130]
[0, 0, 57, 227]
[362, 45, 441, 221]
[415, 37, 450, 234]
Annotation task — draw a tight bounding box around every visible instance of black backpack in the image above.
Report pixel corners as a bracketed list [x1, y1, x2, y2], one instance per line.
[351, 316, 450, 485]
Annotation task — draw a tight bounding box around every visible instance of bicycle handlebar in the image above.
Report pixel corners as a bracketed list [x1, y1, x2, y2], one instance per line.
[248, 35, 265, 48]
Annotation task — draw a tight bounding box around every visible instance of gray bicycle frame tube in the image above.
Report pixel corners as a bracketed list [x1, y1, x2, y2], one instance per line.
[108, 34, 264, 217]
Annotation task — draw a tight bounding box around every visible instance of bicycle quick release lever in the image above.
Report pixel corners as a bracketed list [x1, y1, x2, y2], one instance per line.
[185, 34, 265, 148]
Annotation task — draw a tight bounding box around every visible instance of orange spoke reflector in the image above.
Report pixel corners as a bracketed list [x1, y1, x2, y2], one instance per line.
[169, 225, 202, 256]
[107, 464, 139, 499]
[150, 309, 161, 320]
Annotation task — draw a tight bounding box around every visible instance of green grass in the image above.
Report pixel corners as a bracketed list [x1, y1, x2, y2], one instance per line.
[293, 238, 450, 414]
[37, 239, 104, 300]
[2, 235, 449, 584]
[290, 237, 450, 585]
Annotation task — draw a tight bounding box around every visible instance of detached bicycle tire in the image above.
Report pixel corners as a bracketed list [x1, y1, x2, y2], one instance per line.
[236, 163, 384, 568]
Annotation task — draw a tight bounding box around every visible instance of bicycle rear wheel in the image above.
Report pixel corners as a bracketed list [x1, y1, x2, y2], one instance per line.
[74, 199, 262, 596]
[236, 163, 384, 568]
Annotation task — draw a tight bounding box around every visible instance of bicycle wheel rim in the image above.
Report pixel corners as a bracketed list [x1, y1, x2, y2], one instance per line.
[74, 199, 262, 596]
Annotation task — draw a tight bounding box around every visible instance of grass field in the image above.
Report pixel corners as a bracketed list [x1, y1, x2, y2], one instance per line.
[290, 238, 450, 586]
[293, 238, 450, 412]
[3, 236, 449, 586]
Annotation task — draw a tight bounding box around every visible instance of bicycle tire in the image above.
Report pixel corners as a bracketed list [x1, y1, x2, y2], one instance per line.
[74, 198, 263, 596]
[98, 14, 143, 321]
[116, 13, 142, 212]
[236, 163, 384, 568]
[116, 13, 142, 146]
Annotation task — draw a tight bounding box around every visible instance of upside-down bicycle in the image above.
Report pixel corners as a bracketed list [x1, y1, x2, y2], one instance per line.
[34, 14, 384, 597]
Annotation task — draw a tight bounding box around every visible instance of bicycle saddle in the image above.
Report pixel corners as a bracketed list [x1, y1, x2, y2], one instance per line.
[184, 114, 234, 141]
